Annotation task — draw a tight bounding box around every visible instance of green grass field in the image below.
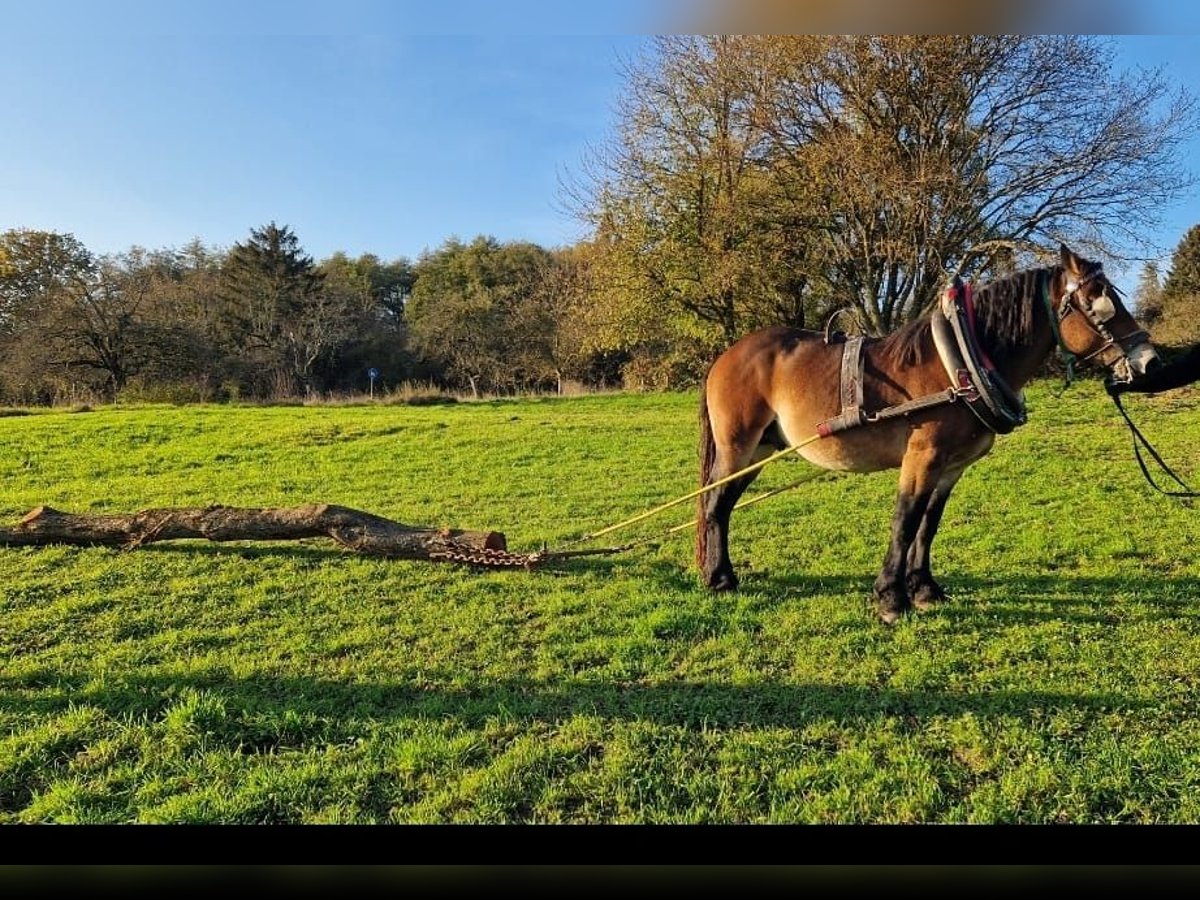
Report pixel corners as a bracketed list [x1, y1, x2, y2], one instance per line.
[3, 382, 1200, 824]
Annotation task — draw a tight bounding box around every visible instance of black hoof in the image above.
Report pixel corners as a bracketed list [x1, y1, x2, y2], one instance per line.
[908, 575, 946, 611]
[874, 586, 910, 625]
[706, 570, 739, 592]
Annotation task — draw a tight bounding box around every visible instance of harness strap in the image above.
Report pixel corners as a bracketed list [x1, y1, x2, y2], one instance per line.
[817, 336, 867, 436]
[866, 387, 961, 423]
[932, 277, 1026, 434]
[817, 334, 965, 437]
[1039, 270, 1077, 386]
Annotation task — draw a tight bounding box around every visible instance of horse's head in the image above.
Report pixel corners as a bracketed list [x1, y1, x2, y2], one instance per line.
[1052, 244, 1160, 384]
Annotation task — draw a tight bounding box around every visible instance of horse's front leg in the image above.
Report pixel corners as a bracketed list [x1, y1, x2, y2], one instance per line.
[905, 469, 965, 610]
[874, 447, 944, 625]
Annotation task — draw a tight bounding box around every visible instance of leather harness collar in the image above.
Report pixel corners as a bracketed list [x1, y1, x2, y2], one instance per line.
[930, 276, 1027, 434]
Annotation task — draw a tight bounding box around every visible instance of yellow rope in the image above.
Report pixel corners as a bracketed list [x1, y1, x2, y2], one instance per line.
[662, 470, 836, 535]
[581, 433, 824, 542]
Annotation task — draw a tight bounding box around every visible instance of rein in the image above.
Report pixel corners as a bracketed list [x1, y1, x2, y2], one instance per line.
[1108, 390, 1200, 500]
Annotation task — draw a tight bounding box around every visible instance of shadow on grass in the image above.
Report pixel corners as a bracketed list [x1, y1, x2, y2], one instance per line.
[0, 665, 1146, 736]
[135, 541, 700, 581]
[757, 570, 1200, 624]
[65, 542, 1200, 624]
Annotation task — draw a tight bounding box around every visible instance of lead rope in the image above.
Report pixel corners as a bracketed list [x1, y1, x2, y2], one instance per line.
[427, 434, 830, 569]
[537, 467, 840, 563]
[1109, 390, 1200, 500]
[562, 433, 825, 548]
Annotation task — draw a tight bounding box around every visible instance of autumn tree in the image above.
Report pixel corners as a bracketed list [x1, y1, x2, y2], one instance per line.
[0, 229, 95, 335]
[161, 238, 230, 389]
[0, 229, 99, 401]
[575, 34, 1198, 360]
[47, 249, 170, 395]
[767, 36, 1197, 331]
[569, 36, 825, 385]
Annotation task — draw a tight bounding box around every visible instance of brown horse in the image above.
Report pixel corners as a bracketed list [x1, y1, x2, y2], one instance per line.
[697, 245, 1161, 624]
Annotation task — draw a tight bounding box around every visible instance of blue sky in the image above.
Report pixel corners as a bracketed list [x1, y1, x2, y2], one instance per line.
[2, 29, 646, 263]
[4, 9, 1200, 298]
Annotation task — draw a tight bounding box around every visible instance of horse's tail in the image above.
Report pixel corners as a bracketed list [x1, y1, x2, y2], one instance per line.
[696, 370, 716, 570]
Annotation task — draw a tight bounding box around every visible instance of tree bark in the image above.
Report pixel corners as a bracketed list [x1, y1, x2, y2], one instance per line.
[0, 504, 507, 560]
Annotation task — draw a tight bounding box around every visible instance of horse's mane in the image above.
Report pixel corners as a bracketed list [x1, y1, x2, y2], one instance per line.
[878, 266, 1051, 369]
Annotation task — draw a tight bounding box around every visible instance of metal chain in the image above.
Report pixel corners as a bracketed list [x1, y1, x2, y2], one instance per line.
[426, 538, 548, 569]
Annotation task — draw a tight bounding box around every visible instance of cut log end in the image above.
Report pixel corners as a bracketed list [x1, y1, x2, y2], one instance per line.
[440, 527, 507, 551]
[20, 505, 57, 525]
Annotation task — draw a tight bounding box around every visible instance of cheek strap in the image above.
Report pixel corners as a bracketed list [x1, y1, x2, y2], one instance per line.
[1040, 271, 1076, 386]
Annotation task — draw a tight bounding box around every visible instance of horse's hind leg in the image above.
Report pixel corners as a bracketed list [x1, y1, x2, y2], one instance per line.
[698, 464, 761, 592]
[697, 401, 772, 592]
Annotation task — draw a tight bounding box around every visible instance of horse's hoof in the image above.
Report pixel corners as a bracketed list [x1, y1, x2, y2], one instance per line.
[874, 587, 910, 624]
[905, 572, 945, 611]
[706, 571, 739, 592]
[911, 585, 946, 611]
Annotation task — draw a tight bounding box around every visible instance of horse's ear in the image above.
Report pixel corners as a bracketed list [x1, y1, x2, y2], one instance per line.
[1059, 243, 1084, 274]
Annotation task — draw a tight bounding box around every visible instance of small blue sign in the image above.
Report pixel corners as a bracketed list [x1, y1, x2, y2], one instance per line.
[367, 368, 380, 380]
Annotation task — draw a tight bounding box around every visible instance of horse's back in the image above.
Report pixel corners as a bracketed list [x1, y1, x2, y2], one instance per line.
[707, 326, 841, 403]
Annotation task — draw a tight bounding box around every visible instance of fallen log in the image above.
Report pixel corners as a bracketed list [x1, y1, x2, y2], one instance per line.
[0, 503, 510, 562]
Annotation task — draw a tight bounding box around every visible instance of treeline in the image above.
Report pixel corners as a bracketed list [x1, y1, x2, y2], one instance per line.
[0, 225, 619, 405]
[2, 36, 1196, 405]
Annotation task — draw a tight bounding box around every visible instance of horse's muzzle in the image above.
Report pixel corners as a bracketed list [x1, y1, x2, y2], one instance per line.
[1110, 340, 1161, 384]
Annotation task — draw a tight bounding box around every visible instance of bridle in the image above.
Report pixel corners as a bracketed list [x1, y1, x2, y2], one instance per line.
[1036, 266, 1198, 498]
[1044, 266, 1151, 384]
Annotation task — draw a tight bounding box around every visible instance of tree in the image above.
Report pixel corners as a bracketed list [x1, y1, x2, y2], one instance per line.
[1150, 225, 1200, 347]
[0, 229, 99, 401]
[39, 250, 164, 396]
[217, 223, 326, 396]
[0, 241, 186, 400]
[0, 229, 95, 336]
[1133, 260, 1164, 329]
[314, 252, 417, 392]
[406, 236, 558, 396]
[575, 34, 1199, 352]
[1161, 225, 1200, 302]
[570, 36, 822, 372]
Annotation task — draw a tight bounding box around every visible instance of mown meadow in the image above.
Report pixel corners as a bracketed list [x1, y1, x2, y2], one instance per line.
[3, 382, 1200, 824]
